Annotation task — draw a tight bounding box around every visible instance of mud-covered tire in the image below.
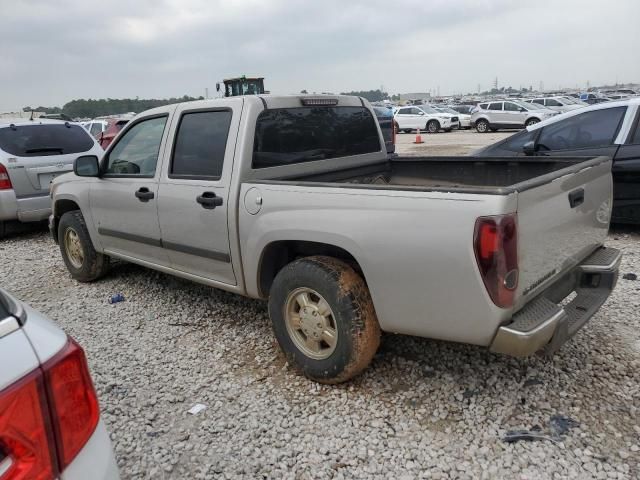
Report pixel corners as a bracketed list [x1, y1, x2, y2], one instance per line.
[268, 256, 381, 384]
[58, 210, 109, 282]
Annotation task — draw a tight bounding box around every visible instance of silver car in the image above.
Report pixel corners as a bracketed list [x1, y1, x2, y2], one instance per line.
[524, 96, 586, 113]
[0, 287, 119, 479]
[471, 100, 558, 133]
[0, 119, 102, 238]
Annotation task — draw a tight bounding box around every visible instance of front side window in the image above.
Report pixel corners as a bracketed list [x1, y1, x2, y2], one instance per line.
[0, 124, 94, 157]
[502, 129, 537, 152]
[488, 103, 503, 111]
[253, 106, 380, 169]
[547, 99, 562, 107]
[170, 110, 232, 179]
[397, 108, 411, 115]
[504, 102, 520, 112]
[105, 116, 167, 176]
[533, 99, 545, 105]
[537, 107, 626, 151]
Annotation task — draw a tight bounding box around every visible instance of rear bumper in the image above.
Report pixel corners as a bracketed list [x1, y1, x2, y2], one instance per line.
[490, 247, 621, 357]
[0, 190, 51, 223]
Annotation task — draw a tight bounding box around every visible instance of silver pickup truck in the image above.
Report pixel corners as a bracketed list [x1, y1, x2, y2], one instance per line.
[49, 95, 621, 383]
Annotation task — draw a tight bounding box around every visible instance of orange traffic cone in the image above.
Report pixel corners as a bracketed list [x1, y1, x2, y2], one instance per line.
[413, 128, 424, 144]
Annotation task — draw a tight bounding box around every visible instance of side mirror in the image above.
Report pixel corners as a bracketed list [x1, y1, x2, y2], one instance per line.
[216, 82, 220, 92]
[519, 107, 527, 112]
[74, 155, 100, 177]
[522, 140, 536, 156]
[419, 111, 425, 116]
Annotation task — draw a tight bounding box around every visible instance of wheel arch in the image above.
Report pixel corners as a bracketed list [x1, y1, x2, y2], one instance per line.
[257, 240, 365, 299]
[51, 197, 81, 243]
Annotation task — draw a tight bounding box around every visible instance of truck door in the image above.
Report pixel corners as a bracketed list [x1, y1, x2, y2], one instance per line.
[156, 100, 242, 285]
[90, 114, 171, 265]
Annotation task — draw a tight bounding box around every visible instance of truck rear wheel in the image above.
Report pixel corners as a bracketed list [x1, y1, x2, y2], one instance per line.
[268, 256, 381, 384]
[58, 211, 109, 282]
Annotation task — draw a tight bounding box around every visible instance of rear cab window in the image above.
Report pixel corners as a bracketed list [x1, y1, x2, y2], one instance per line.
[0, 123, 95, 157]
[252, 106, 380, 169]
[170, 110, 232, 179]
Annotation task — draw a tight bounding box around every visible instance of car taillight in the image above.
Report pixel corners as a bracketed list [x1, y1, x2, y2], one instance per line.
[43, 339, 100, 471]
[0, 164, 12, 190]
[474, 214, 518, 308]
[0, 372, 56, 480]
[0, 338, 99, 480]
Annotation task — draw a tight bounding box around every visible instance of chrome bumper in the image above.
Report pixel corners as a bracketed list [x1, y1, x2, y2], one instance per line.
[490, 247, 622, 357]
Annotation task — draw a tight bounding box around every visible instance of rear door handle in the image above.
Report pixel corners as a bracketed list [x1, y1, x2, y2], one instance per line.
[196, 191, 223, 209]
[568, 188, 584, 208]
[135, 187, 155, 202]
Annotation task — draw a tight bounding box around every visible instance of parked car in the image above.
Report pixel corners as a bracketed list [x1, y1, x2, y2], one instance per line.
[372, 106, 396, 155]
[0, 119, 103, 238]
[523, 96, 585, 113]
[97, 118, 130, 149]
[50, 95, 619, 383]
[394, 105, 458, 133]
[471, 100, 558, 133]
[473, 98, 640, 224]
[433, 105, 471, 129]
[0, 286, 119, 479]
[84, 120, 109, 138]
[449, 105, 475, 115]
[580, 93, 611, 105]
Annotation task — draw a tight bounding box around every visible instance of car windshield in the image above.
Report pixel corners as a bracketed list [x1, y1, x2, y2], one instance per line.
[418, 106, 438, 114]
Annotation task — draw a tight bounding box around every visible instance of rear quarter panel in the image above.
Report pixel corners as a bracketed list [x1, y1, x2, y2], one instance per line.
[239, 183, 517, 346]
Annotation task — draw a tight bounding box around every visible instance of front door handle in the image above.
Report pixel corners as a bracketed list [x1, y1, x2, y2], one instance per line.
[196, 191, 223, 209]
[568, 188, 585, 208]
[135, 187, 154, 202]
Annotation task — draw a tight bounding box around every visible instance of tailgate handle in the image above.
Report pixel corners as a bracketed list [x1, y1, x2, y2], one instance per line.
[568, 188, 584, 208]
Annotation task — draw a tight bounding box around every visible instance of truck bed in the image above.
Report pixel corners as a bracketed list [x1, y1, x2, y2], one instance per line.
[278, 156, 610, 195]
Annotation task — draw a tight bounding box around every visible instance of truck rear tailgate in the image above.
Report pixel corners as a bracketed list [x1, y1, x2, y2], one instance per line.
[514, 156, 613, 310]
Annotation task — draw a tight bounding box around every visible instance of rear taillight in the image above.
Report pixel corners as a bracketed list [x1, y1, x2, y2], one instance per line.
[0, 338, 99, 479]
[0, 164, 12, 190]
[0, 372, 56, 480]
[474, 214, 519, 308]
[43, 339, 99, 471]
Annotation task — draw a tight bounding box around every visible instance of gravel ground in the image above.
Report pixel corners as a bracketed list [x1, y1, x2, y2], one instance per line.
[1, 225, 639, 480]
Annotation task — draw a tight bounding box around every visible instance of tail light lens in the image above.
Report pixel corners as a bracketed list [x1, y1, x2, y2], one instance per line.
[0, 338, 100, 479]
[474, 214, 519, 308]
[43, 339, 100, 471]
[0, 164, 12, 190]
[0, 372, 55, 480]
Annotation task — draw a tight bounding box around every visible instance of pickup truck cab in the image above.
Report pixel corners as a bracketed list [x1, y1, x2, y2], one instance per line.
[50, 95, 621, 383]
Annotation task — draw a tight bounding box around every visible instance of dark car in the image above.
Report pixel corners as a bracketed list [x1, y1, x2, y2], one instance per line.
[373, 106, 395, 155]
[474, 99, 640, 224]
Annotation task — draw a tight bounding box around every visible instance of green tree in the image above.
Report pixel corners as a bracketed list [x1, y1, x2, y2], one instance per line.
[339, 89, 389, 102]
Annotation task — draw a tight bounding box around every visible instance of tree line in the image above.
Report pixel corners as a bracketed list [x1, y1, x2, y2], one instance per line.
[23, 95, 204, 119]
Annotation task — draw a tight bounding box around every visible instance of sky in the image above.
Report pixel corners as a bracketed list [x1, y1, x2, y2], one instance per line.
[1, 0, 639, 111]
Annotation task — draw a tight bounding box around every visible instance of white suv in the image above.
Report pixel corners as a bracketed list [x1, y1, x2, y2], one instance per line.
[394, 105, 458, 133]
[0, 287, 119, 480]
[471, 100, 558, 133]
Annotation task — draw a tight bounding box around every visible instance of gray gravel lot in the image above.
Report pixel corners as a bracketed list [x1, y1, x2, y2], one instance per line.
[1, 226, 638, 479]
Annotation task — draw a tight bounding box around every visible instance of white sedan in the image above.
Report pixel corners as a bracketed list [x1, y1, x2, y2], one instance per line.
[0, 287, 119, 480]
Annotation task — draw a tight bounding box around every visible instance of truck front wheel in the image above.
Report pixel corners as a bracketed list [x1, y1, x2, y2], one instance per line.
[268, 256, 381, 384]
[58, 211, 110, 282]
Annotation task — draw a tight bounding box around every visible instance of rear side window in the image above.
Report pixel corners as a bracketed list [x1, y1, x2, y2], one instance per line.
[533, 99, 545, 105]
[479, 103, 488, 110]
[547, 99, 562, 106]
[253, 106, 380, 169]
[0, 124, 94, 157]
[503, 129, 537, 152]
[630, 116, 640, 144]
[170, 110, 232, 179]
[397, 108, 411, 115]
[537, 107, 626, 150]
[488, 103, 503, 111]
[89, 123, 103, 136]
[504, 102, 520, 112]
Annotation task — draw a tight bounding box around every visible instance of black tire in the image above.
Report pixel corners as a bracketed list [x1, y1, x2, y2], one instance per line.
[58, 211, 109, 282]
[268, 256, 381, 384]
[403, 129, 412, 134]
[426, 120, 440, 133]
[476, 119, 490, 133]
[525, 118, 540, 127]
[0, 221, 5, 240]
